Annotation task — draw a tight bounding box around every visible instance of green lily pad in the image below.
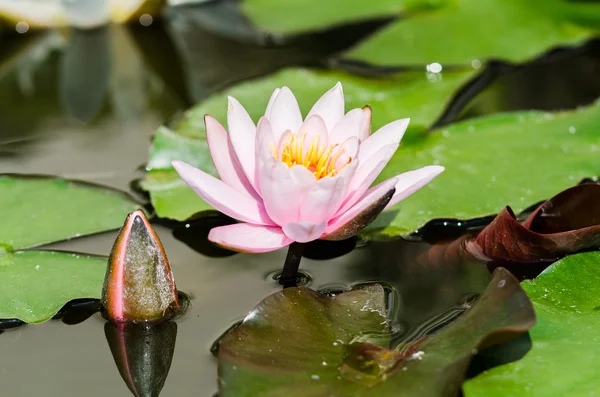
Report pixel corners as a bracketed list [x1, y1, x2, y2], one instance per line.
[243, 0, 600, 67]
[142, 67, 475, 220]
[464, 251, 600, 397]
[241, 0, 446, 36]
[218, 268, 535, 396]
[369, 101, 600, 235]
[0, 175, 142, 323]
[0, 175, 142, 250]
[0, 250, 107, 323]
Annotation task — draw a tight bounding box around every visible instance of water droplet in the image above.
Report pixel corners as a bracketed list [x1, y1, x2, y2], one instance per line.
[426, 62, 443, 73]
[322, 361, 327, 366]
[311, 374, 320, 380]
[569, 126, 576, 134]
[139, 14, 153, 26]
[471, 59, 482, 69]
[498, 280, 506, 288]
[15, 21, 29, 34]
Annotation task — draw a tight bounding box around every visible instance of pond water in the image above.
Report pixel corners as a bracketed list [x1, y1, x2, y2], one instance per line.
[1, 3, 600, 396]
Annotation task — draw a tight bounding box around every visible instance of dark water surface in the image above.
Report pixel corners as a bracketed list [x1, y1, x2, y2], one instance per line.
[1, 4, 600, 396]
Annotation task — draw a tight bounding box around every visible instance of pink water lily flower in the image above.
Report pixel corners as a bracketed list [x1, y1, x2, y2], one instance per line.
[172, 83, 444, 253]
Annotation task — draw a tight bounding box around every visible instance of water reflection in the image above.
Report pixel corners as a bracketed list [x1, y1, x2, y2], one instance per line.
[163, 2, 391, 101]
[104, 321, 178, 397]
[347, 236, 492, 346]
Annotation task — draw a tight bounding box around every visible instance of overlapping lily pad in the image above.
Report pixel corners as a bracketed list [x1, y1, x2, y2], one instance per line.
[464, 252, 600, 397]
[142, 71, 600, 236]
[0, 175, 142, 323]
[141, 67, 476, 220]
[243, 0, 600, 67]
[218, 269, 535, 396]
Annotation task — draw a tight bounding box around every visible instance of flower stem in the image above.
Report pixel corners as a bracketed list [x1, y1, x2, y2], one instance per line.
[279, 242, 304, 288]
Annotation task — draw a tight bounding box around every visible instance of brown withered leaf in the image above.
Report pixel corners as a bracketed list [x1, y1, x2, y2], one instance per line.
[474, 183, 600, 263]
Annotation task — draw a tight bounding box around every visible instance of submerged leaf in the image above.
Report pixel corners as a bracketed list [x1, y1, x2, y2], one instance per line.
[465, 252, 600, 397]
[218, 269, 535, 396]
[472, 183, 600, 263]
[142, 67, 475, 221]
[102, 210, 179, 322]
[0, 175, 142, 250]
[0, 251, 107, 323]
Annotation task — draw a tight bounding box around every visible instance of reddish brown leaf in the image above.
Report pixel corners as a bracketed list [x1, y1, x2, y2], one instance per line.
[473, 183, 600, 263]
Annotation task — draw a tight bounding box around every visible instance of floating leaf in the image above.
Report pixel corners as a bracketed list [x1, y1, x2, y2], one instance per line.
[241, 0, 441, 36]
[369, 101, 600, 235]
[218, 269, 535, 396]
[141, 67, 475, 220]
[473, 183, 600, 263]
[464, 252, 600, 397]
[0, 251, 107, 323]
[243, 0, 600, 67]
[0, 175, 143, 323]
[0, 175, 142, 250]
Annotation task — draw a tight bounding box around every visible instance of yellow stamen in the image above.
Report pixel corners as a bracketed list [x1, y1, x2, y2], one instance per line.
[274, 133, 351, 180]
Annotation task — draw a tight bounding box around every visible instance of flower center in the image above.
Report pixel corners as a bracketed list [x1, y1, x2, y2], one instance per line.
[273, 133, 349, 180]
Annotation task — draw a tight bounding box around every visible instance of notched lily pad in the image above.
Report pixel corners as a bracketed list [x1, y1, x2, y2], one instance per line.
[465, 251, 600, 397]
[218, 268, 535, 396]
[472, 182, 600, 263]
[142, 67, 475, 221]
[0, 174, 143, 250]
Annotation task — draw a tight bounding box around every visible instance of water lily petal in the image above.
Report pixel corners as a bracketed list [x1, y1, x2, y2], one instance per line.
[258, 156, 316, 226]
[324, 177, 398, 238]
[298, 115, 328, 154]
[298, 161, 357, 224]
[328, 108, 364, 145]
[331, 136, 359, 170]
[208, 223, 292, 253]
[265, 88, 281, 117]
[360, 105, 372, 141]
[172, 160, 274, 225]
[282, 221, 328, 243]
[358, 118, 410, 163]
[335, 144, 397, 216]
[306, 82, 344, 133]
[267, 86, 303, 142]
[228, 96, 257, 187]
[205, 115, 259, 200]
[385, 165, 445, 209]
